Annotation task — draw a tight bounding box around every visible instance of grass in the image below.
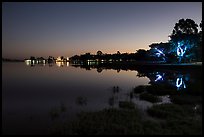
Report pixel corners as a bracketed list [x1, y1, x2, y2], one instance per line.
[147, 104, 187, 119]
[49, 84, 202, 135]
[133, 84, 178, 96]
[50, 108, 60, 120]
[50, 103, 202, 135]
[170, 94, 202, 105]
[147, 104, 202, 135]
[50, 108, 145, 135]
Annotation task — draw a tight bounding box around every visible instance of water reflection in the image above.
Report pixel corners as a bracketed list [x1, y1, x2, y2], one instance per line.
[24, 61, 200, 91]
[2, 62, 202, 134]
[25, 61, 69, 67]
[143, 71, 190, 91]
[70, 62, 201, 92]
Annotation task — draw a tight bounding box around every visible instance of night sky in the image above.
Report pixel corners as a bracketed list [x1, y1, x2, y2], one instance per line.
[2, 2, 202, 60]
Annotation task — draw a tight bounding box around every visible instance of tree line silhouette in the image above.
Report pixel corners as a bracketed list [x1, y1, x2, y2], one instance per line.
[69, 18, 202, 64]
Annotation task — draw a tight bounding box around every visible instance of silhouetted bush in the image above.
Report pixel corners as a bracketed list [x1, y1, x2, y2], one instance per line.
[133, 85, 146, 94]
[139, 93, 162, 103]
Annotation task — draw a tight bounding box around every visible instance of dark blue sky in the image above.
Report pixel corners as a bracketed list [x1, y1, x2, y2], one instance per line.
[2, 2, 202, 59]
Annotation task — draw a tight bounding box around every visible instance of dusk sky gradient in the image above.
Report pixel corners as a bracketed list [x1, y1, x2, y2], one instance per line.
[2, 2, 202, 59]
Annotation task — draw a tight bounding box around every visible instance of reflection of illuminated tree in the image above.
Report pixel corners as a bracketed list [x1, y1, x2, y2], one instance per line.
[176, 77, 186, 90]
[148, 71, 190, 91]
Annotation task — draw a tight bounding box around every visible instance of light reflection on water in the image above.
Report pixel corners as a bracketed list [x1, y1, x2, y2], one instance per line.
[2, 62, 201, 134]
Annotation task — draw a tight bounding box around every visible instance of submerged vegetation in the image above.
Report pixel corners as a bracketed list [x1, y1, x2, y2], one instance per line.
[49, 80, 202, 135]
[119, 101, 135, 109]
[50, 104, 202, 135]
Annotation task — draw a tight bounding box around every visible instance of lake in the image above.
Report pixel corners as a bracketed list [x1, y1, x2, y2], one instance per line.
[2, 62, 202, 135]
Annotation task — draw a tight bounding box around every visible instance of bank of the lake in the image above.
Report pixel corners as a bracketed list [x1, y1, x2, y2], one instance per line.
[49, 83, 202, 135]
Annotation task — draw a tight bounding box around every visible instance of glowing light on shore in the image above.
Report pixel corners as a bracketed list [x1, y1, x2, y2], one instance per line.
[56, 56, 62, 62]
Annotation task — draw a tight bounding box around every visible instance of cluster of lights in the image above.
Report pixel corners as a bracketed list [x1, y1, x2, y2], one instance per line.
[56, 61, 69, 67]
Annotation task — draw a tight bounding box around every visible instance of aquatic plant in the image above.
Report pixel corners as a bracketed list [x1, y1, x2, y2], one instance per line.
[76, 96, 87, 106]
[119, 101, 135, 109]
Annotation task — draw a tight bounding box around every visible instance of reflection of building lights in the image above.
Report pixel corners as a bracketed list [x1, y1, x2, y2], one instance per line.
[25, 60, 31, 66]
[56, 62, 64, 67]
[56, 62, 61, 67]
[66, 62, 69, 66]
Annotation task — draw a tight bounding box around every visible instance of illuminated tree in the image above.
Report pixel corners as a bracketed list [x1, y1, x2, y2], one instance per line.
[149, 42, 172, 62]
[197, 20, 202, 61]
[169, 18, 199, 63]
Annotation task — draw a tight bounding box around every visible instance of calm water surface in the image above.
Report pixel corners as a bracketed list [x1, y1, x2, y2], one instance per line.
[3, 62, 151, 134]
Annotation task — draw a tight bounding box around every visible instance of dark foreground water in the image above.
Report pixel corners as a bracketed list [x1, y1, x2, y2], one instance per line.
[2, 62, 202, 135]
